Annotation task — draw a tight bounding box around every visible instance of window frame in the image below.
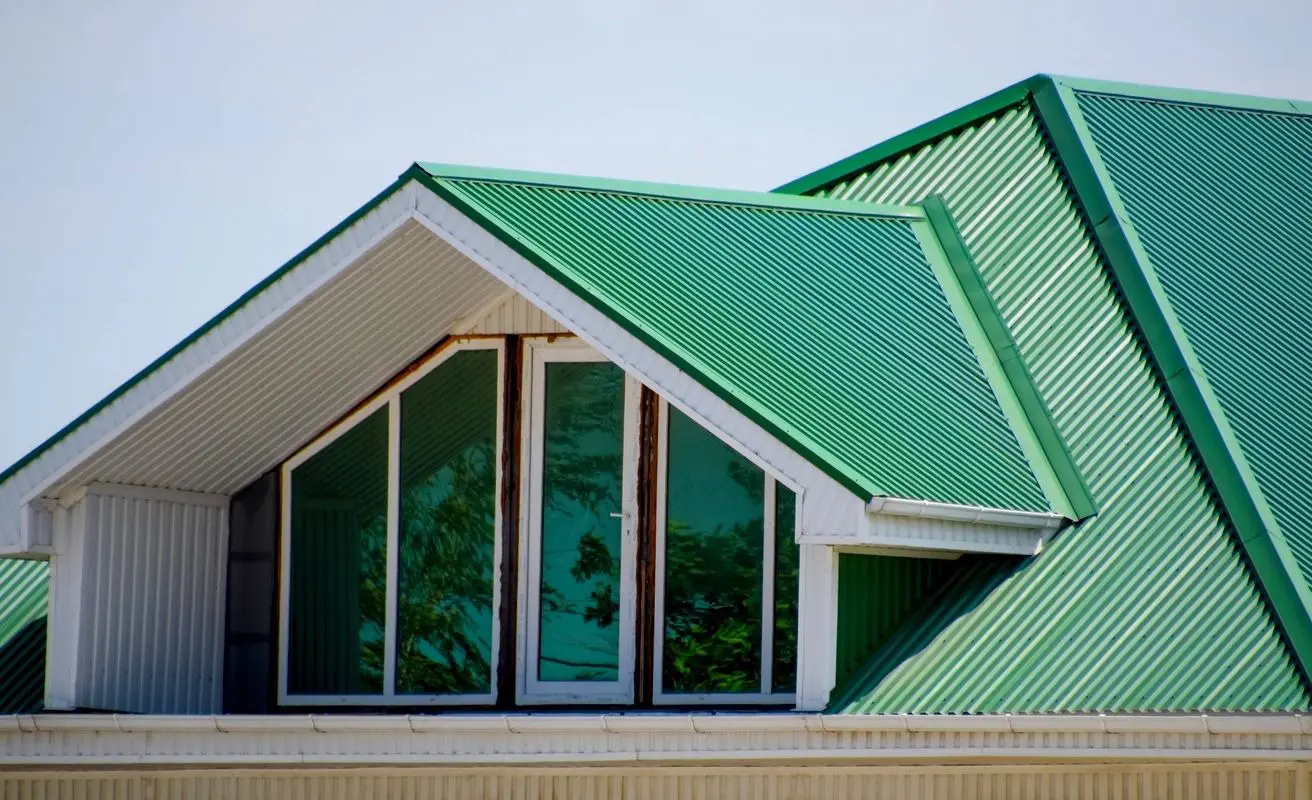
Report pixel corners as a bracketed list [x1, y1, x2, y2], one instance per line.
[652, 398, 800, 706]
[516, 337, 641, 705]
[277, 337, 506, 707]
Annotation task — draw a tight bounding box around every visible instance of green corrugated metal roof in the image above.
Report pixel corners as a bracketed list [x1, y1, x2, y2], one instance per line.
[0, 559, 47, 713]
[416, 164, 1051, 511]
[795, 97, 1310, 712]
[1069, 85, 1312, 600]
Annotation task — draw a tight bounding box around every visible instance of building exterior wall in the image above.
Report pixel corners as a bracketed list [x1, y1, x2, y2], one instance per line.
[1, 764, 1307, 799]
[46, 483, 229, 714]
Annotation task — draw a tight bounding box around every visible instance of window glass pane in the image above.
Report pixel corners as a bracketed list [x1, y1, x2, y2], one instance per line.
[287, 406, 388, 695]
[396, 349, 499, 695]
[662, 407, 763, 694]
[538, 360, 625, 683]
[772, 486, 799, 693]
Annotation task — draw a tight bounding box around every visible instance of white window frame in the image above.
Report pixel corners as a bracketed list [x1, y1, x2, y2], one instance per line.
[517, 337, 640, 705]
[277, 337, 505, 706]
[653, 398, 799, 706]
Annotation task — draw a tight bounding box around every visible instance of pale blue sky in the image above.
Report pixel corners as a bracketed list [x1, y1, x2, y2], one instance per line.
[2, 0, 1310, 468]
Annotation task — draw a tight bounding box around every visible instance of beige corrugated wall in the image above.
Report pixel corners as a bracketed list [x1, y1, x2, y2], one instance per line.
[1, 765, 1308, 799]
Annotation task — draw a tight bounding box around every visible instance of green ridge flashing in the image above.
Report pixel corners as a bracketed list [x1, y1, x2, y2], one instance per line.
[773, 75, 1052, 196]
[1030, 78, 1312, 682]
[0, 173, 416, 489]
[1051, 74, 1312, 117]
[907, 212, 1069, 520]
[414, 170, 882, 502]
[418, 162, 924, 220]
[918, 196, 1095, 521]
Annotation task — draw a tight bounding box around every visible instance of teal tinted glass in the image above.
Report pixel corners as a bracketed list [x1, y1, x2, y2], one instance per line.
[396, 349, 499, 695]
[662, 407, 764, 693]
[771, 486, 799, 693]
[287, 406, 388, 695]
[537, 360, 625, 683]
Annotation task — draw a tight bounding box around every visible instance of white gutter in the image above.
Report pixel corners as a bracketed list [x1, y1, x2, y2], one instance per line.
[866, 496, 1067, 530]
[1, 713, 1308, 735]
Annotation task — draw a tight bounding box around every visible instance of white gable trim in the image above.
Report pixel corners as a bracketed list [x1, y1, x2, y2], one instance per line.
[407, 188, 868, 536]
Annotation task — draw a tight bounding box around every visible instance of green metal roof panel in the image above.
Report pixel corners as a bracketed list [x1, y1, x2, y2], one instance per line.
[807, 102, 1309, 712]
[418, 164, 1050, 510]
[1070, 89, 1312, 595]
[0, 559, 47, 713]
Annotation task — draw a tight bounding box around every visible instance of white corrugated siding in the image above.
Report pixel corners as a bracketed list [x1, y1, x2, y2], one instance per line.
[0, 765, 1306, 799]
[75, 485, 228, 713]
[457, 291, 572, 335]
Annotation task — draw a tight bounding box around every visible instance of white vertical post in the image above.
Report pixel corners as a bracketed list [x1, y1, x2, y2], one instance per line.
[795, 541, 838, 711]
[383, 396, 401, 696]
[760, 478, 777, 695]
[44, 500, 88, 710]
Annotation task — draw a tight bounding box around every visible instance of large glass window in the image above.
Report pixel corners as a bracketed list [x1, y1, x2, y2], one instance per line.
[396, 348, 500, 695]
[280, 341, 502, 705]
[656, 404, 798, 702]
[287, 407, 388, 696]
[281, 335, 800, 708]
[536, 360, 625, 683]
[519, 341, 636, 704]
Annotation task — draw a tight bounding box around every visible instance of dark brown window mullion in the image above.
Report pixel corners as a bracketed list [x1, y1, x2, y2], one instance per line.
[496, 335, 523, 708]
[633, 386, 661, 706]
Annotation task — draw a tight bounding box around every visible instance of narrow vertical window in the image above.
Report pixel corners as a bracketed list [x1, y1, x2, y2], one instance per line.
[537, 360, 625, 683]
[280, 339, 503, 705]
[287, 406, 389, 696]
[655, 403, 798, 703]
[771, 486, 799, 694]
[396, 349, 499, 695]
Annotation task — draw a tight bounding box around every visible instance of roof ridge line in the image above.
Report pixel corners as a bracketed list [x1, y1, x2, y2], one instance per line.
[1047, 75, 1312, 116]
[1029, 77, 1312, 686]
[415, 162, 923, 220]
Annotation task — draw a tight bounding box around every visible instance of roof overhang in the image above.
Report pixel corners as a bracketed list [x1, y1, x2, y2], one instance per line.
[0, 173, 1069, 558]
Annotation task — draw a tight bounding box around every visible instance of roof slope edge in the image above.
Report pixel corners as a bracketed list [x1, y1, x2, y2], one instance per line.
[1028, 77, 1312, 683]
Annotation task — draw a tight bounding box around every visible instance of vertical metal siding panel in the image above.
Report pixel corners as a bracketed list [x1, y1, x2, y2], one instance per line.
[0, 768, 1301, 799]
[76, 485, 228, 713]
[463, 293, 571, 335]
[818, 103, 1309, 712]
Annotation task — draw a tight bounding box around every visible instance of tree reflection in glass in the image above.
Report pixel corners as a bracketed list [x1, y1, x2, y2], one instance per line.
[537, 361, 624, 682]
[396, 349, 499, 695]
[662, 407, 765, 693]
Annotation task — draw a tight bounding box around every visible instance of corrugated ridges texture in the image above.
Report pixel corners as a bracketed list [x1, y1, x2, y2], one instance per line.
[834, 553, 957, 688]
[427, 172, 1048, 511]
[1073, 91, 1312, 590]
[815, 103, 1309, 712]
[0, 559, 47, 712]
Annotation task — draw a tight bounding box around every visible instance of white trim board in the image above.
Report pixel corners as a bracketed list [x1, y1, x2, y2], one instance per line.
[0, 713, 1309, 770]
